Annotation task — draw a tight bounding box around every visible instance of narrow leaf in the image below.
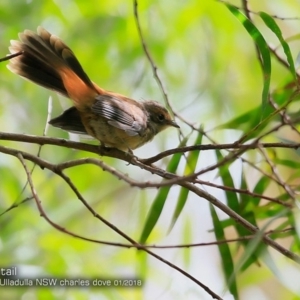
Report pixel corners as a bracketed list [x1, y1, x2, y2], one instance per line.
[227, 5, 271, 118]
[210, 204, 239, 299]
[260, 12, 296, 80]
[168, 130, 203, 232]
[139, 138, 187, 244]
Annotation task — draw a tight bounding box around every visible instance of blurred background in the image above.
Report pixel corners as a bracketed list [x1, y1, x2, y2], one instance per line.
[1, 0, 300, 299]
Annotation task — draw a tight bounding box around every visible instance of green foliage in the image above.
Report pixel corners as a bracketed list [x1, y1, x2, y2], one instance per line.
[227, 4, 271, 118]
[139, 138, 185, 244]
[210, 204, 238, 299]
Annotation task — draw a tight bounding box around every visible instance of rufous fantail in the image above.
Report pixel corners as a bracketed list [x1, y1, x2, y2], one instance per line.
[7, 27, 179, 152]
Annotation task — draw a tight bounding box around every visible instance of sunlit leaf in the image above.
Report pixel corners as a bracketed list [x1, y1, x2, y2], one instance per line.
[210, 204, 239, 299]
[227, 5, 271, 119]
[260, 12, 296, 81]
[139, 138, 187, 244]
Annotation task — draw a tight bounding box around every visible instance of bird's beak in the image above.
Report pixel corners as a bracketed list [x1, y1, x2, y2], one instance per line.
[169, 120, 180, 128]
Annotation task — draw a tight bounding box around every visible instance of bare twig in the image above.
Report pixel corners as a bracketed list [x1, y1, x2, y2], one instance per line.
[258, 146, 296, 201]
[196, 179, 292, 208]
[0, 51, 23, 62]
[16, 151, 222, 300]
[2, 131, 300, 163]
[133, 0, 178, 119]
[146, 228, 294, 249]
[0, 196, 33, 216]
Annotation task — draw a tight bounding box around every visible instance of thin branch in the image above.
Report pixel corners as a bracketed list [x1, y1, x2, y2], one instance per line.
[240, 0, 268, 70]
[2, 136, 300, 265]
[2, 131, 300, 164]
[0, 51, 23, 62]
[16, 152, 222, 300]
[258, 146, 296, 201]
[147, 228, 295, 249]
[0, 134, 298, 193]
[133, 0, 175, 116]
[196, 179, 292, 208]
[0, 196, 33, 216]
[142, 141, 300, 164]
[181, 181, 300, 263]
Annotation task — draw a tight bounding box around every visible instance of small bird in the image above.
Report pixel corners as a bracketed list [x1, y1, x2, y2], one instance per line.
[7, 27, 179, 152]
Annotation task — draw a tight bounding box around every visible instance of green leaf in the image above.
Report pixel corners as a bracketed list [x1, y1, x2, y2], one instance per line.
[210, 204, 239, 299]
[227, 5, 271, 119]
[234, 209, 288, 278]
[274, 158, 300, 169]
[238, 172, 260, 270]
[182, 218, 192, 268]
[215, 150, 239, 212]
[216, 152, 260, 270]
[219, 83, 295, 142]
[218, 106, 262, 130]
[260, 12, 296, 81]
[251, 176, 270, 207]
[217, 104, 275, 141]
[139, 139, 187, 244]
[288, 211, 300, 252]
[168, 130, 203, 232]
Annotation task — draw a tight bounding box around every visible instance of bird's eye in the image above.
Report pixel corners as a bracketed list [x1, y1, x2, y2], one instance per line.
[157, 114, 165, 122]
